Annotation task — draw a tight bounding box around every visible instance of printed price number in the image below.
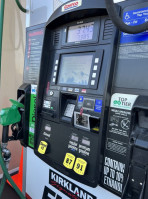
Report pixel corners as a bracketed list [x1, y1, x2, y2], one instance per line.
[74, 158, 87, 175]
[63, 153, 75, 169]
[38, 141, 48, 154]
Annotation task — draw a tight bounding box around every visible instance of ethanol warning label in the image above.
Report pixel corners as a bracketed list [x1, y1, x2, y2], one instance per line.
[104, 157, 125, 193]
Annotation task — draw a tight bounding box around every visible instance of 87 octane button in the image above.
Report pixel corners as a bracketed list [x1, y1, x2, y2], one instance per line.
[74, 158, 87, 175]
[63, 153, 76, 169]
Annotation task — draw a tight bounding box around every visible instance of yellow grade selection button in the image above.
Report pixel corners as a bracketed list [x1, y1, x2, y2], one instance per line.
[74, 158, 87, 175]
[38, 141, 48, 154]
[63, 153, 76, 169]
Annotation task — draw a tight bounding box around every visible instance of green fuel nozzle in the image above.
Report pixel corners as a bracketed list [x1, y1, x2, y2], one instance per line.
[0, 98, 26, 199]
[0, 99, 24, 126]
[0, 99, 24, 144]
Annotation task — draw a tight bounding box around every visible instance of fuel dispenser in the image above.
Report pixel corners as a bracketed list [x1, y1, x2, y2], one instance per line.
[34, 0, 120, 188]
[1, 0, 148, 198]
[32, 0, 148, 198]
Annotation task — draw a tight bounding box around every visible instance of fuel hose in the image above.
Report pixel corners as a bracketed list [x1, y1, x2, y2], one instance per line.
[105, 0, 148, 34]
[15, 0, 28, 13]
[0, 143, 26, 199]
[0, 174, 6, 197]
[0, 0, 5, 81]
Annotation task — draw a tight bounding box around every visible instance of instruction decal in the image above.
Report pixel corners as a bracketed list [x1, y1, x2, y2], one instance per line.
[103, 93, 138, 194]
[121, 7, 148, 44]
[49, 169, 96, 199]
[24, 26, 45, 84]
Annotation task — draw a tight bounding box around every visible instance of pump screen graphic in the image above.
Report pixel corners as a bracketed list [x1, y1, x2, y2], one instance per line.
[67, 22, 94, 42]
[58, 53, 93, 86]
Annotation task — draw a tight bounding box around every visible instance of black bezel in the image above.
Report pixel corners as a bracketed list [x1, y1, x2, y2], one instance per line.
[58, 52, 94, 87]
[51, 49, 103, 90]
[62, 17, 100, 46]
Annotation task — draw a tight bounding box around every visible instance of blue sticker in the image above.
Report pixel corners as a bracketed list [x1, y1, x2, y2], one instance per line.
[94, 99, 102, 113]
[120, 7, 148, 44]
[78, 96, 84, 102]
[94, 105, 102, 113]
[95, 99, 102, 106]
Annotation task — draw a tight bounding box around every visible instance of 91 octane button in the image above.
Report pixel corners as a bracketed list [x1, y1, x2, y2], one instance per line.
[38, 141, 48, 154]
[74, 158, 87, 175]
[63, 153, 75, 169]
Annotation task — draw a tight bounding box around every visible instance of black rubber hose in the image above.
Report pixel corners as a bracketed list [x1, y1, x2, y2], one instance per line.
[15, 0, 28, 13]
[105, 0, 148, 34]
[2, 126, 9, 143]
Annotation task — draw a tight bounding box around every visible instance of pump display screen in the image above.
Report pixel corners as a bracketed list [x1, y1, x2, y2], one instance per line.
[58, 53, 93, 86]
[67, 22, 94, 43]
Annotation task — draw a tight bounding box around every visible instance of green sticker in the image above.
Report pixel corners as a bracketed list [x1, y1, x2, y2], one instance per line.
[28, 85, 37, 148]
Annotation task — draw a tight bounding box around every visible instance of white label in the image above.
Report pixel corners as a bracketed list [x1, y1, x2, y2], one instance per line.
[104, 157, 125, 193]
[43, 100, 51, 109]
[31, 84, 37, 95]
[29, 127, 34, 133]
[110, 93, 138, 110]
[45, 126, 51, 132]
[62, 0, 82, 12]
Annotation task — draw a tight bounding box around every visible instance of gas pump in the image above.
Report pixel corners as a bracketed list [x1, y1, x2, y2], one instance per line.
[31, 0, 148, 198]
[34, 0, 119, 189]
[1, 0, 148, 199]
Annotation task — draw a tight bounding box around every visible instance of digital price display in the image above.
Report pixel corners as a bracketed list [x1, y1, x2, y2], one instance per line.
[67, 22, 94, 43]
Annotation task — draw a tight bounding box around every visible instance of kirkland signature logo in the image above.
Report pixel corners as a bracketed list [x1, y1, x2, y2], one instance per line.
[62, 0, 82, 12]
[49, 169, 96, 199]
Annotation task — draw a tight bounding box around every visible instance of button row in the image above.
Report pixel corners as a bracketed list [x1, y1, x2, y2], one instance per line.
[53, 59, 59, 83]
[90, 57, 99, 86]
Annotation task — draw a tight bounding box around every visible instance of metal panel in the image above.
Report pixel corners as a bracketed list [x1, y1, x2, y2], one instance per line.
[26, 0, 70, 27]
[26, 147, 120, 199]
